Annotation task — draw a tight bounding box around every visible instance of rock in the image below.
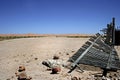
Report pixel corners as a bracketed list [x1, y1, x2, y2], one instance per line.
[6, 78, 10, 80]
[51, 66, 61, 74]
[34, 57, 38, 60]
[19, 65, 26, 71]
[66, 53, 69, 55]
[42, 61, 51, 68]
[71, 50, 75, 53]
[59, 52, 61, 54]
[15, 65, 32, 80]
[53, 55, 59, 60]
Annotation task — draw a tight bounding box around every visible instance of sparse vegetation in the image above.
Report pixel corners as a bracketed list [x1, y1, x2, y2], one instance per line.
[0, 34, 45, 41]
[0, 36, 43, 41]
[0, 34, 92, 41]
[66, 35, 92, 38]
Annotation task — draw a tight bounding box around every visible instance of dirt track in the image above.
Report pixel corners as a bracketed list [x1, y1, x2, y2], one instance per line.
[0, 37, 120, 80]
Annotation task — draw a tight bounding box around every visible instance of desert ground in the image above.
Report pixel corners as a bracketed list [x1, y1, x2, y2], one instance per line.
[0, 37, 120, 80]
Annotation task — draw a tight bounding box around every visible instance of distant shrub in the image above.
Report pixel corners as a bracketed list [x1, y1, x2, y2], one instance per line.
[66, 36, 91, 38]
[0, 36, 40, 41]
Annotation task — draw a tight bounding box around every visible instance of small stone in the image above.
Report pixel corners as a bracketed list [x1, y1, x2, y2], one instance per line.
[34, 57, 38, 60]
[59, 52, 61, 54]
[51, 67, 61, 74]
[71, 50, 75, 53]
[66, 53, 69, 55]
[6, 78, 10, 80]
[53, 55, 59, 60]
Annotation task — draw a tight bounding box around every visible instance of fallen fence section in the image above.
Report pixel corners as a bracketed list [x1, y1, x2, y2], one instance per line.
[68, 33, 120, 73]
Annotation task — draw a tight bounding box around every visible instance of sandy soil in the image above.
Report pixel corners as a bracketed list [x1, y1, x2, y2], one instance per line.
[0, 37, 120, 80]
